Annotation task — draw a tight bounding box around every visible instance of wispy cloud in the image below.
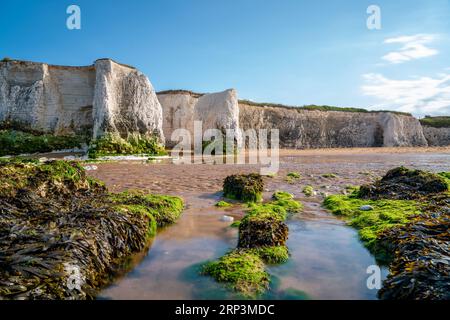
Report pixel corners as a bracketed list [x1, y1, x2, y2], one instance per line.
[362, 72, 450, 116]
[382, 34, 439, 64]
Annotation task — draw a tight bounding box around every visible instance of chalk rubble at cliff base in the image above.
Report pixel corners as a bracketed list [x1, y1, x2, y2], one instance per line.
[0, 160, 183, 300]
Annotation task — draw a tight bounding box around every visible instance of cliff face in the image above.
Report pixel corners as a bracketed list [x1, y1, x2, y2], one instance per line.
[157, 89, 241, 147]
[1, 59, 448, 149]
[422, 126, 450, 146]
[0, 61, 95, 135]
[0, 59, 164, 141]
[239, 103, 428, 148]
[92, 59, 163, 140]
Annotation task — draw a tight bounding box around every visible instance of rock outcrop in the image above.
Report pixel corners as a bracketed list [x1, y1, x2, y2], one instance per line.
[422, 126, 450, 146]
[92, 59, 163, 140]
[0, 59, 164, 141]
[157, 89, 241, 147]
[239, 102, 428, 148]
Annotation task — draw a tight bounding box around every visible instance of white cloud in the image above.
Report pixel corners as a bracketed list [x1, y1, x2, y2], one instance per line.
[382, 34, 438, 64]
[361, 72, 450, 116]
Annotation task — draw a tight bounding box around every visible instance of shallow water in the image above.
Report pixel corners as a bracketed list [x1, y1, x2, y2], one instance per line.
[99, 195, 388, 300]
[93, 148, 449, 300]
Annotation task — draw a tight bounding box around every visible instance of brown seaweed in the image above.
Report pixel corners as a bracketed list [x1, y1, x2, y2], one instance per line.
[0, 160, 182, 300]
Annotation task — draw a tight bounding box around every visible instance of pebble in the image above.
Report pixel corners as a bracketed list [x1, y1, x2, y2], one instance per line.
[220, 215, 234, 222]
[359, 205, 374, 211]
[83, 165, 98, 171]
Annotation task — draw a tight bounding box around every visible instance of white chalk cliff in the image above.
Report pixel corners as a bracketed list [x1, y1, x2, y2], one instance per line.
[1, 59, 448, 148]
[0, 59, 164, 141]
[158, 89, 242, 147]
[238, 102, 428, 148]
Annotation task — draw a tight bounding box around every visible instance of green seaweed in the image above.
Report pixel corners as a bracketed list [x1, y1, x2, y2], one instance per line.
[251, 246, 289, 264]
[215, 200, 232, 208]
[88, 133, 166, 158]
[324, 194, 420, 253]
[0, 129, 84, 156]
[202, 136, 237, 155]
[109, 190, 184, 227]
[272, 190, 294, 201]
[302, 185, 314, 197]
[322, 173, 337, 178]
[438, 172, 450, 189]
[202, 250, 269, 297]
[203, 190, 302, 297]
[0, 159, 184, 299]
[223, 173, 264, 203]
[230, 221, 241, 228]
[287, 172, 301, 179]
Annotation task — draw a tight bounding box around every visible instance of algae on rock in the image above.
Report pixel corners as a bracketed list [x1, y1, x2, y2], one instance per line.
[0, 159, 183, 300]
[202, 185, 303, 297]
[324, 167, 450, 300]
[88, 133, 166, 158]
[0, 129, 85, 156]
[223, 173, 264, 202]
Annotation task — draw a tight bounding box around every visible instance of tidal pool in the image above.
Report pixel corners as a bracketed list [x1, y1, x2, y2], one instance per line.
[97, 193, 388, 300]
[93, 148, 449, 300]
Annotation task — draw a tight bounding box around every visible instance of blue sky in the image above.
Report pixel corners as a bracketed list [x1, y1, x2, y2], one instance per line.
[1, 0, 449, 116]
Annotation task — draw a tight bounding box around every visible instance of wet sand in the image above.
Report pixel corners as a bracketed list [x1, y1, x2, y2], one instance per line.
[90, 148, 449, 300]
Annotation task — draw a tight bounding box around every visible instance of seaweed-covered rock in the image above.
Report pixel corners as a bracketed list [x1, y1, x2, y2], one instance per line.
[238, 213, 289, 248]
[0, 160, 183, 300]
[201, 250, 269, 297]
[377, 193, 450, 300]
[203, 191, 302, 296]
[325, 167, 450, 300]
[109, 190, 183, 227]
[237, 193, 303, 249]
[223, 173, 264, 202]
[359, 166, 448, 200]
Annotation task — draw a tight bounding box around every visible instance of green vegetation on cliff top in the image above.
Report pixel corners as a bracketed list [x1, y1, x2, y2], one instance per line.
[159, 89, 413, 115]
[419, 116, 450, 128]
[239, 100, 412, 116]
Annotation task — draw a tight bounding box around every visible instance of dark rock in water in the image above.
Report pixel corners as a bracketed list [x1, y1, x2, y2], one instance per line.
[359, 166, 448, 200]
[223, 173, 264, 202]
[238, 214, 289, 248]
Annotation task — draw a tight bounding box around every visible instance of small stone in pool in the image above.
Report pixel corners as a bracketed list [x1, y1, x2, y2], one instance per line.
[220, 215, 234, 222]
